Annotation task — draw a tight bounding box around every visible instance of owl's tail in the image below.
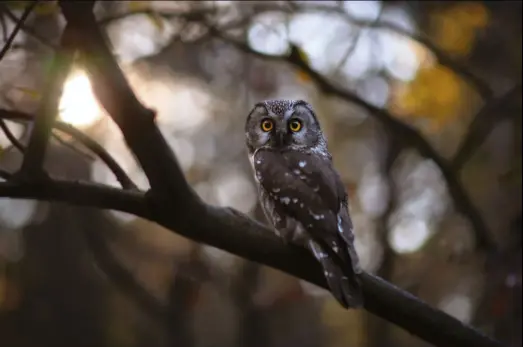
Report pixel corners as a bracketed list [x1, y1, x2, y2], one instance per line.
[307, 239, 363, 309]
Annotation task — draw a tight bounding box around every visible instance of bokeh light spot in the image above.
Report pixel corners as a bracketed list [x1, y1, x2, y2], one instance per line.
[58, 72, 102, 128]
[389, 217, 432, 254]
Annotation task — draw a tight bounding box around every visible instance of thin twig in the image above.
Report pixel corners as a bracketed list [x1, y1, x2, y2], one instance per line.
[0, 10, 7, 42]
[0, 0, 38, 61]
[285, 2, 493, 100]
[334, 3, 385, 73]
[51, 130, 96, 161]
[18, 23, 76, 179]
[452, 84, 522, 171]
[0, 109, 138, 190]
[0, 118, 25, 153]
[0, 3, 57, 49]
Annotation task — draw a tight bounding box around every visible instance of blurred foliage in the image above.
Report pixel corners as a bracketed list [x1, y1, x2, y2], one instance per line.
[392, 64, 466, 131]
[393, 2, 490, 131]
[431, 2, 489, 57]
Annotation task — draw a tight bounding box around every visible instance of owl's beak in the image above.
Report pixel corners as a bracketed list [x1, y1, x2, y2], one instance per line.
[271, 130, 288, 148]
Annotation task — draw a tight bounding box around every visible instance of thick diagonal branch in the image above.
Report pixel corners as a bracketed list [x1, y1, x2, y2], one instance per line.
[60, 2, 190, 202]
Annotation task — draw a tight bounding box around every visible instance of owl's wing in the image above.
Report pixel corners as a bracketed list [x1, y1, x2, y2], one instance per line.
[281, 150, 362, 276]
[253, 149, 339, 232]
[254, 149, 362, 307]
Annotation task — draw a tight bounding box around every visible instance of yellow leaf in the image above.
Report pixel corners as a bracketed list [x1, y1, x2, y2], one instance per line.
[34, 1, 59, 16]
[13, 86, 41, 100]
[128, 1, 149, 12]
[453, 2, 490, 28]
[296, 69, 311, 83]
[391, 64, 464, 128]
[146, 12, 164, 32]
[433, 15, 475, 56]
[5, 1, 31, 10]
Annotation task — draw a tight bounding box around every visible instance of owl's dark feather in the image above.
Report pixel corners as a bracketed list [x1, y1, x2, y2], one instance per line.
[307, 239, 360, 308]
[253, 148, 363, 308]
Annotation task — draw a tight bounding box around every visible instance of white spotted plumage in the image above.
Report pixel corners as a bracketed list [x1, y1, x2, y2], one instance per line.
[245, 99, 363, 309]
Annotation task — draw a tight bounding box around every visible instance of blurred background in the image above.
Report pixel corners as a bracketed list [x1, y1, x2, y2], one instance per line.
[0, 1, 521, 347]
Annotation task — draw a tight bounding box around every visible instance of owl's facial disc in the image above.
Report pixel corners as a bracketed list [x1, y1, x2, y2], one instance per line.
[245, 100, 325, 154]
[283, 104, 322, 150]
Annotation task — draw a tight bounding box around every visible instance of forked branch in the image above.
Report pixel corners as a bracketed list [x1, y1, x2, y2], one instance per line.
[0, 109, 137, 189]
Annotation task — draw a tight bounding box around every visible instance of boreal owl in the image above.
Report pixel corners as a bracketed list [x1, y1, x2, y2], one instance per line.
[245, 99, 363, 309]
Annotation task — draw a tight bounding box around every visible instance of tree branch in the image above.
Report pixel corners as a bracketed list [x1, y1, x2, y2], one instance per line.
[0, 0, 38, 61]
[0, 10, 7, 42]
[89, 2, 494, 101]
[18, 22, 75, 179]
[104, 2, 493, 100]
[50, 130, 96, 161]
[59, 1, 195, 204]
[286, 2, 493, 99]
[0, 177, 146, 214]
[43, 3, 505, 347]
[0, 118, 25, 153]
[0, 2, 57, 50]
[452, 84, 522, 171]
[0, 109, 137, 190]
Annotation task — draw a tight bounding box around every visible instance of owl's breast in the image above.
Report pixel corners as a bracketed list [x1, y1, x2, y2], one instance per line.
[258, 187, 283, 227]
[258, 187, 309, 246]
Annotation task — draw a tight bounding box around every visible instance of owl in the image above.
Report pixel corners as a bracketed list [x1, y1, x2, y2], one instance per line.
[245, 99, 363, 309]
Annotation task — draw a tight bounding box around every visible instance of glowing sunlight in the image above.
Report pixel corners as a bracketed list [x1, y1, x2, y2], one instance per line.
[58, 71, 102, 127]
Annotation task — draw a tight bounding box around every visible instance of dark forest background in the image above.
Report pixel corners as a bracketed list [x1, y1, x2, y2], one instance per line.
[0, 1, 521, 347]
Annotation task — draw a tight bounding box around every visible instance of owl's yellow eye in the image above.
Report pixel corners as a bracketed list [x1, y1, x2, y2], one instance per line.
[261, 119, 273, 132]
[289, 119, 302, 132]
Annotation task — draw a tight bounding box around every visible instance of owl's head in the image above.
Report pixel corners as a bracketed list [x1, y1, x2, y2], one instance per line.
[245, 99, 328, 156]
